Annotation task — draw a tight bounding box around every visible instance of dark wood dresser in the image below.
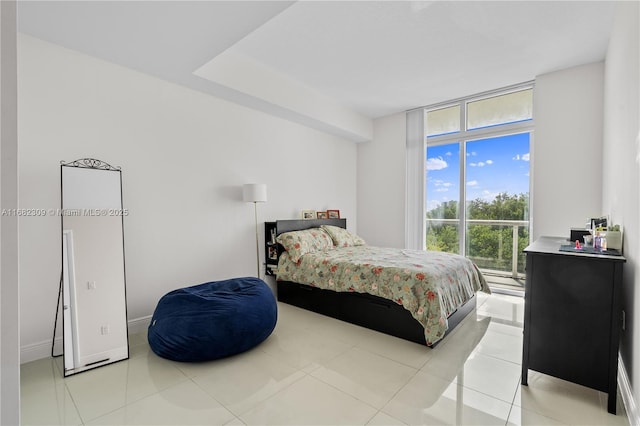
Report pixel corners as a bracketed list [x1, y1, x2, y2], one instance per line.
[522, 236, 625, 414]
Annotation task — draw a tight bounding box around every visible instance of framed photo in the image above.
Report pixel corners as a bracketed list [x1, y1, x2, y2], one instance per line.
[268, 246, 278, 260]
[316, 211, 328, 219]
[591, 217, 607, 231]
[327, 209, 340, 219]
[301, 209, 316, 220]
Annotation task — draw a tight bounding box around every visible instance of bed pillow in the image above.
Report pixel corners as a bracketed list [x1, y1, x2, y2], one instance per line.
[276, 228, 334, 263]
[321, 225, 366, 247]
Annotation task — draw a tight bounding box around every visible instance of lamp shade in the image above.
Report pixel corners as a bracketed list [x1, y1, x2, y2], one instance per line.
[242, 183, 267, 203]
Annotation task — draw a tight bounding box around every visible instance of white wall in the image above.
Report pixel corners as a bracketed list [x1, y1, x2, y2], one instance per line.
[532, 62, 604, 239]
[18, 34, 357, 361]
[356, 112, 406, 248]
[0, 1, 20, 424]
[602, 1, 640, 420]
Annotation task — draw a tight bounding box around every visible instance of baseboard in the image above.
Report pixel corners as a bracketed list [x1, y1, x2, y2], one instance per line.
[127, 315, 152, 335]
[20, 337, 63, 364]
[20, 315, 152, 364]
[619, 354, 639, 425]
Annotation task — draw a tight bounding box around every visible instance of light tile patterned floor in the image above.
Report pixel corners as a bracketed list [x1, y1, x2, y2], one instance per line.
[21, 292, 629, 425]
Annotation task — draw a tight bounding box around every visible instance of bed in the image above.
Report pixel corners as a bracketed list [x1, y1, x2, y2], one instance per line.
[272, 219, 490, 346]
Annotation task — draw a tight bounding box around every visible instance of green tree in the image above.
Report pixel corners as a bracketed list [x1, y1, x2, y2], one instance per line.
[426, 193, 529, 273]
[426, 200, 459, 252]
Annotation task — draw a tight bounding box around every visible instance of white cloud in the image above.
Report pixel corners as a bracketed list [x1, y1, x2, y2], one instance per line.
[432, 181, 453, 192]
[480, 190, 500, 201]
[445, 151, 453, 156]
[426, 200, 441, 211]
[470, 159, 492, 167]
[467, 180, 478, 186]
[469, 189, 501, 202]
[522, 153, 530, 161]
[426, 156, 448, 171]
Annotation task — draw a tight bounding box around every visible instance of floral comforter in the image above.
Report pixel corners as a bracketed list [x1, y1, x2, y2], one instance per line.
[276, 246, 490, 345]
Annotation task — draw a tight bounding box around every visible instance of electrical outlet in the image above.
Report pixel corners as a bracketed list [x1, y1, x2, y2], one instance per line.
[622, 310, 626, 331]
[100, 325, 110, 335]
[87, 281, 96, 290]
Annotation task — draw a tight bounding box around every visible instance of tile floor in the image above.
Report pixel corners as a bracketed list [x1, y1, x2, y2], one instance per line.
[21, 292, 629, 425]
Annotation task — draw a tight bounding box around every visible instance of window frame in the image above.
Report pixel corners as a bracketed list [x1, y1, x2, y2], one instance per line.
[419, 82, 535, 258]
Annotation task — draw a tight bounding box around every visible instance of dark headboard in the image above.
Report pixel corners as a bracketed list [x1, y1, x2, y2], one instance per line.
[275, 218, 346, 235]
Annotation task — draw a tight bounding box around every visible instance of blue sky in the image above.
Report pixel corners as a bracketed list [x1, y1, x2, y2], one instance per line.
[426, 133, 530, 212]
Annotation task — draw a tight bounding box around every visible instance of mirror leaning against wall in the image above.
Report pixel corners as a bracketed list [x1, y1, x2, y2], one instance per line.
[60, 158, 129, 376]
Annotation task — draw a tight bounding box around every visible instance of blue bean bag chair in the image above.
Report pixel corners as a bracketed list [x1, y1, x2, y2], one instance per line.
[148, 277, 277, 362]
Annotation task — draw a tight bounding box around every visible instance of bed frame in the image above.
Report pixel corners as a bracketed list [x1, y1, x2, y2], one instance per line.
[273, 218, 477, 346]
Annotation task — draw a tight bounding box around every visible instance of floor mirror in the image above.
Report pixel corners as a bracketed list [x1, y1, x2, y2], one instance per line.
[60, 158, 129, 376]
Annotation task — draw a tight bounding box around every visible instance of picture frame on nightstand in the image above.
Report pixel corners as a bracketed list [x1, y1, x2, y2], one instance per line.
[268, 246, 278, 260]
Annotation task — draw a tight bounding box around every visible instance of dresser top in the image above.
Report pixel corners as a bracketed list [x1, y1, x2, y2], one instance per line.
[524, 236, 626, 262]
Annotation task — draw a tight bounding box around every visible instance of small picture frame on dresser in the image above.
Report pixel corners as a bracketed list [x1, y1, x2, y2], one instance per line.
[327, 209, 340, 219]
[301, 210, 316, 220]
[316, 211, 328, 219]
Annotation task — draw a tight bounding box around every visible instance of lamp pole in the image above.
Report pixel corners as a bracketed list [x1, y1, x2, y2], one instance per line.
[253, 201, 260, 277]
[243, 183, 267, 278]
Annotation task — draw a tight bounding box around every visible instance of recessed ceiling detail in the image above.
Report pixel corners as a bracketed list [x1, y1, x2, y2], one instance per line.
[18, 1, 616, 142]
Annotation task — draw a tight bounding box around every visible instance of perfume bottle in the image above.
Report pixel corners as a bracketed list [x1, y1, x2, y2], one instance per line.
[594, 234, 602, 250]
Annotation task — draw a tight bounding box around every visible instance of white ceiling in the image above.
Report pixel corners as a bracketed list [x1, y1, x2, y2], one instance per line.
[17, 1, 617, 137]
[231, 1, 616, 117]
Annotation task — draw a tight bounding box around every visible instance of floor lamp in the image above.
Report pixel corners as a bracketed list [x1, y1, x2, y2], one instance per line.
[243, 183, 267, 277]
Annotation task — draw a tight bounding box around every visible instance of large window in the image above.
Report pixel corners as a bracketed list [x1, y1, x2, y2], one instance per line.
[424, 85, 533, 281]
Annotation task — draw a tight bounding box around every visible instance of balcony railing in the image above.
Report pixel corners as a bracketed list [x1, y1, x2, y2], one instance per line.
[425, 218, 529, 280]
